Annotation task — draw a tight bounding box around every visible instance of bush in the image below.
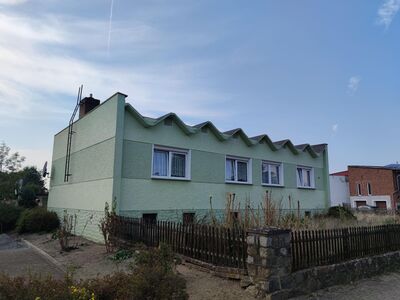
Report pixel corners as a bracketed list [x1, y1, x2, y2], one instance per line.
[0, 244, 188, 300]
[109, 248, 133, 261]
[0, 203, 24, 232]
[18, 184, 38, 208]
[327, 206, 356, 220]
[16, 208, 60, 234]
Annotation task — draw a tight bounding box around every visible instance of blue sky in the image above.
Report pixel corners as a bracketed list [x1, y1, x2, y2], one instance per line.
[0, 0, 399, 173]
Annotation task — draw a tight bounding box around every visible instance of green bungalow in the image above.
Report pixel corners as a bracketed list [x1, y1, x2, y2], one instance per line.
[48, 92, 330, 241]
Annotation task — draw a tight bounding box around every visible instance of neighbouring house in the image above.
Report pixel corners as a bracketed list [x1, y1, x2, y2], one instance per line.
[329, 171, 350, 207]
[348, 165, 400, 210]
[48, 93, 330, 241]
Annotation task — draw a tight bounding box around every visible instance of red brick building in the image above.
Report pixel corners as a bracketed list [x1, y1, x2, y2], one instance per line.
[348, 165, 400, 209]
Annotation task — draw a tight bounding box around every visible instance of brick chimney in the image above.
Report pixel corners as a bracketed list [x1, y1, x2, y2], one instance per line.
[79, 94, 100, 118]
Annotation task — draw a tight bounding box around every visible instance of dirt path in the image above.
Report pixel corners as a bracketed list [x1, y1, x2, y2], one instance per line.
[21, 233, 132, 280]
[21, 234, 255, 299]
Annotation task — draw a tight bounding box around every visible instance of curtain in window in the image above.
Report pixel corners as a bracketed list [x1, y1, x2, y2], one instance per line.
[271, 165, 280, 184]
[262, 162, 269, 184]
[237, 161, 248, 182]
[171, 153, 186, 177]
[297, 168, 303, 186]
[304, 170, 311, 187]
[226, 159, 235, 181]
[153, 150, 168, 176]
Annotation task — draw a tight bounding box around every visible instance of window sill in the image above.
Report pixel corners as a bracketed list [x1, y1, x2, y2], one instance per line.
[297, 186, 316, 190]
[262, 184, 284, 188]
[151, 176, 191, 181]
[225, 181, 252, 185]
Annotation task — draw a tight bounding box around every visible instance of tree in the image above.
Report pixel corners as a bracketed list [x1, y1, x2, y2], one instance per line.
[0, 142, 25, 173]
[19, 184, 38, 208]
[0, 166, 46, 204]
[17, 167, 46, 208]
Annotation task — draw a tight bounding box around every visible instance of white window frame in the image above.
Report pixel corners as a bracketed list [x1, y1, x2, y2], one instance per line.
[296, 166, 315, 189]
[151, 145, 191, 180]
[225, 155, 252, 184]
[261, 161, 284, 187]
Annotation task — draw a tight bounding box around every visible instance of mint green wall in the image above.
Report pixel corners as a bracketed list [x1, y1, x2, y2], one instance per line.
[48, 94, 126, 241]
[120, 111, 330, 218]
[48, 94, 330, 238]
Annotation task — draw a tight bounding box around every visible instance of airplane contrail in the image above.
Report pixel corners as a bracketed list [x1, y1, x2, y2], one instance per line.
[107, 0, 114, 55]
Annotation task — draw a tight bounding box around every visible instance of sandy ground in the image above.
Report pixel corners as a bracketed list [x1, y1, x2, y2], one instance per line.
[21, 233, 133, 280]
[20, 233, 255, 299]
[7, 233, 400, 299]
[177, 264, 255, 300]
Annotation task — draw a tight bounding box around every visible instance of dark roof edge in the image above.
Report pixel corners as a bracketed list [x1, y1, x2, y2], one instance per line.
[124, 103, 327, 158]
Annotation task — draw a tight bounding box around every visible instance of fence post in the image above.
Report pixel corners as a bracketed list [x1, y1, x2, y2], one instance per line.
[246, 227, 292, 299]
[342, 228, 349, 260]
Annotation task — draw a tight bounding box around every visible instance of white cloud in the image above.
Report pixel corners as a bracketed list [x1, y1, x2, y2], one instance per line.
[332, 124, 338, 133]
[347, 76, 361, 94]
[377, 0, 400, 29]
[0, 10, 227, 123]
[0, 0, 27, 5]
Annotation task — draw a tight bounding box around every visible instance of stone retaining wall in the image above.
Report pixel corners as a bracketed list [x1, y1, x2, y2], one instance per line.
[285, 250, 400, 298]
[246, 227, 400, 300]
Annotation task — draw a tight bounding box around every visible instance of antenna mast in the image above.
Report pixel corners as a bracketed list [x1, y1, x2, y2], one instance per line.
[64, 85, 83, 182]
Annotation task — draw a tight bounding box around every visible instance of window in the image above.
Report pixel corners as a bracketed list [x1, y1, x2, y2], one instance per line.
[183, 213, 195, 225]
[397, 175, 400, 191]
[367, 182, 372, 195]
[262, 161, 283, 186]
[356, 183, 362, 196]
[296, 166, 314, 188]
[225, 156, 251, 183]
[143, 213, 157, 224]
[152, 146, 190, 179]
[230, 211, 239, 221]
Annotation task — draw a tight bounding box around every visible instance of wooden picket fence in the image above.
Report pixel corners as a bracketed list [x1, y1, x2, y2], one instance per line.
[111, 216, 247, 269]
[291, 224, 400, 271]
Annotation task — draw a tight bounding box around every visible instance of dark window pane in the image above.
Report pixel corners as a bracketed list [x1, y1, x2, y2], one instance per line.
[271, 165, 280, 185]
[237, 161, 248, 182]
[183, 213, 195, 225]
[143, 213, 157, 224]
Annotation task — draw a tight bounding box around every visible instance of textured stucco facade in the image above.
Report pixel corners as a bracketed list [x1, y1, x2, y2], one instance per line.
[48, 93, 330, 241]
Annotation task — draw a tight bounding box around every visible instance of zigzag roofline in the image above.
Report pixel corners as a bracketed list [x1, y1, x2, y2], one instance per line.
[125, 103, 326, 158]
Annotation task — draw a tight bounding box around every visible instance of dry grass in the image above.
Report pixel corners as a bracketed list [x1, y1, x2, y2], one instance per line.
[211, 192, 400, 231]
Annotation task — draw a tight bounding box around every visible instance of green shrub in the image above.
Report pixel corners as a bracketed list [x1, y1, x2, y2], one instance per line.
[18, 184, 38, 208]
[109, 248, 133, 261]
[0, 203, 24, 232]
[16, 208, 60, 234]
[327, 206, 356, 220]
[0, 244, 188, 300]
